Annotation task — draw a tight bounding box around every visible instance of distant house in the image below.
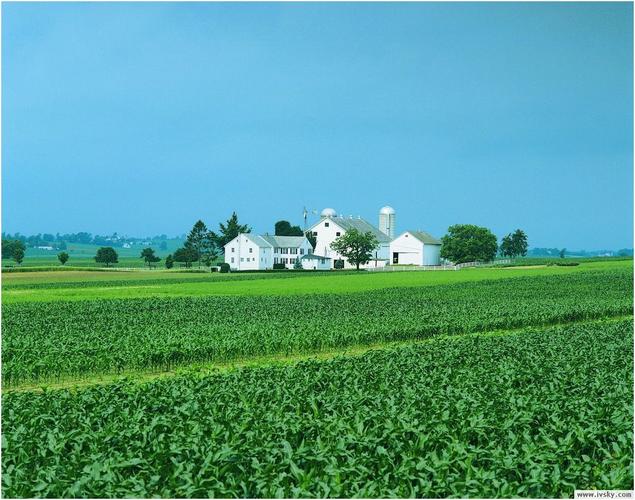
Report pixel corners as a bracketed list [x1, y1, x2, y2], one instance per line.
[122, 243, 132, 249]
[36, 246, 54, 251]
[307, 207, 392, 269]
[224, 233, 313, 271]
[390, 231, 442, 266]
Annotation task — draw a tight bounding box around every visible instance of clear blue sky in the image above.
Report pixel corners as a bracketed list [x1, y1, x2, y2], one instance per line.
[2, 2, 632, 249]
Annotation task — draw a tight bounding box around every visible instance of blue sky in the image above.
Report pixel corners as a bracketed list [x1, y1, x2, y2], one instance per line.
[2, 2, 632, 249]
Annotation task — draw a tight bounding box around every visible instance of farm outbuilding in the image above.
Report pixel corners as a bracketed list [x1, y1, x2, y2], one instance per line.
[300, 253, 331, 270]
[389, 231, 442, 266]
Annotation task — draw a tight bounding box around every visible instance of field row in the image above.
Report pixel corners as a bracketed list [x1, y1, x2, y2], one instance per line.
[3, 318, 632, 498]
[3, 269, 632, 385]
[4, 260, 630, 303]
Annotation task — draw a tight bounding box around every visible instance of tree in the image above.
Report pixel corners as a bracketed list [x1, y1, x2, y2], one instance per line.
[510, 229, 528, 257]
[330, 229, 379, 270]
[560, 248, 567, 259]
[305, 231, 317, 251]
[211, 212, 251, 253]
[440, 224, 498, 264]
[140, 247, 161, 268]
[275, 220, 303, 237]
[13, 247, 24, 265]
[500, 235, 514, 258]
[186, 220, 210, 268]
[165, 254, 174, 269]
[95, 247, 118, 267]
[159, 241, 168, 251]
[500, 229, 528, 258]
[2, 239, 26, 260]
[58, 241, 67, 250]
[173, 246, 198, 268]
[293, 257, 303, 270]
[57, 252, 69, 265]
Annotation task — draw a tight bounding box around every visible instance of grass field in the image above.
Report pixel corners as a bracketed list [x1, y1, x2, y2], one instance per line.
[2, 259, 633, 497]
[2, 259, 630, 303]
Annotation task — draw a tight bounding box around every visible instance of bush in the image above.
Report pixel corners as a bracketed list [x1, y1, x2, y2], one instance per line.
[556, 262, 580, 267]
[334, 259, 345, 270]
[273, 263, 286, 270]
[219, 263, 230, 273]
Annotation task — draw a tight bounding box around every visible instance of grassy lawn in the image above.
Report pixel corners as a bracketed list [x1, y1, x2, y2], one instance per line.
[2, 259, 630, 303]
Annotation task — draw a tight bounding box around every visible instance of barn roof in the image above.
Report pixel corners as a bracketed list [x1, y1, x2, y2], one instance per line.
[407, 231, 442, 245]
[315, 216, 391, 243]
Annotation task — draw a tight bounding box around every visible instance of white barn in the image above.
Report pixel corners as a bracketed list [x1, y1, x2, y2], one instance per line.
[390, 231, 442, 266]
[224, 233, 312, 271]
[308, 208, 392, 269]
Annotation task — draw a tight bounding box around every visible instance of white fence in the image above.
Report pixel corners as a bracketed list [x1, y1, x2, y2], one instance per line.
[366, 259, 511, 272]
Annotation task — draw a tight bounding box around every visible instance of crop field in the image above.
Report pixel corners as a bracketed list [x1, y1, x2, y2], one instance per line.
[1, 260, 633, 497]
[3, 319, 632, 498]
[2, 259, 629, 303]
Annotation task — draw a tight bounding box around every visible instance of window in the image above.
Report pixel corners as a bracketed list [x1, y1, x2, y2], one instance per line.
[249, 248, 253, 253]
[240, 258, 244, 262]
[336, 232, 341, 237]
[231, 257, 234, 263]
[325, 222, 329, 227]
[291, 248, 297, 254]
[300, 249, 304, 255]
[231, 247, 235, 253]
[321, 259, 325, 264]
[313, 232, 318, 236]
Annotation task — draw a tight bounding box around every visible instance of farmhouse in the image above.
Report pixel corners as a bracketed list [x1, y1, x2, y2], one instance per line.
[307, 207, 393, 269]
[225, 233, 312, 271]
[390, 231, 442, 266]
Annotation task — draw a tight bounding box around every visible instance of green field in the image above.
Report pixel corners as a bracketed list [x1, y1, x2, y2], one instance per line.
[1, 240, 185, 269]
[2, 259, 630, 303]
[2, 260, 633, 497]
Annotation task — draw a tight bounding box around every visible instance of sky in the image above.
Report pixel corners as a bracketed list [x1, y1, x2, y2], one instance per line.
[2, 2, 633, 249]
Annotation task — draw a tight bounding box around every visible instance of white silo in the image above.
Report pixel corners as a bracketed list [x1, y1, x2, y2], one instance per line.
[379, 206, 396, 239]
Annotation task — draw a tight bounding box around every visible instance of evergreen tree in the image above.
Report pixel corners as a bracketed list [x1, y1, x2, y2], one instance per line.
[211, 212, 251, 253]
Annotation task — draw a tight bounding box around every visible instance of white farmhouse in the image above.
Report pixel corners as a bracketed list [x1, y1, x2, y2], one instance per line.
[390, 231, 442, 266]
[225, 233, 313, 271]
[307, 207, 392, 269]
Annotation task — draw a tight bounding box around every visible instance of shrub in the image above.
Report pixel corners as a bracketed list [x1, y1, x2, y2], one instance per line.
[273, 263, 286, 270]
[219, 263, 230, 273]
[334, 259, 345, 270]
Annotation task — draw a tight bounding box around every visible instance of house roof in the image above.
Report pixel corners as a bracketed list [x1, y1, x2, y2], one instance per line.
[301, 253, 332, 260]
[224, 233, 310, 248]
[259, 235, 308, 248]
[406, 231, 442, 245]
[310, 216, 391, 243]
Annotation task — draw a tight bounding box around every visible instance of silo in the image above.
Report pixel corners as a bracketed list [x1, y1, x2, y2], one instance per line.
[379, 206, 396, 239]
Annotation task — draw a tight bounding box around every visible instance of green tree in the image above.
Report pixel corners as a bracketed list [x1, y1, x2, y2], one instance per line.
[159, 241, 168, 251]
[560, 248, 567, 259]
[293, 257, 303, 270]
[305, 231, 317, 251]
[2, 239, 26, 260]
[511, 229, 528, 257]
[13, 247, 24, 265]
[95, 247, 118, 267]
[330, 229, 379, 270]
[165, 254, 174, 269]
[275, 220, 303, 236]
[211, 212, 251, 253]
[500, 234, 514, 258]
[140, 247, 161, 268]
[57, 252, 69, 265]
[186, 220, 214, 268]
[173, 246, 198, 268]
[440, 224, 498, 264]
